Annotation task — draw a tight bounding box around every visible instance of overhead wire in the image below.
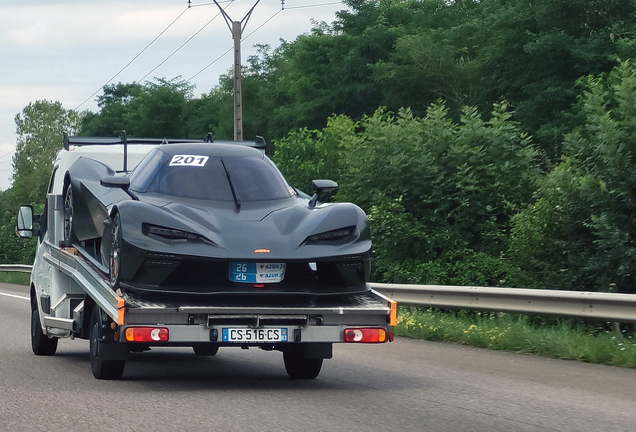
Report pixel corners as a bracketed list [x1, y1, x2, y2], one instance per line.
[187, 6, 283, 80]
[0, 150, 15, 161]
[243, 9, 283, 40]
[76, 0, 345, 108]
[74, 6, 190, 111]
[284, 1, 343, 10]
[138, 1, 235, 82]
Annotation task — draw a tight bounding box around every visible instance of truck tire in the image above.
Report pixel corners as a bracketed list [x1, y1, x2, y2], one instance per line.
[109, 213, 122, 289]
[89, 306, 125, 380]
[31, 308, 58, 356]
[283, 347, 323, 379]
[63, 183, 78, 248]
[192, 344, 219, 356]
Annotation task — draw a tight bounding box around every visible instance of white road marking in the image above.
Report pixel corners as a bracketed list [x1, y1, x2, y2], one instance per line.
[0, 291, 29, 300]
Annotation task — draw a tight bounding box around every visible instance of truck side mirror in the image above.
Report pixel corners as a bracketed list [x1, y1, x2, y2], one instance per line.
[16, 205, 35, 238]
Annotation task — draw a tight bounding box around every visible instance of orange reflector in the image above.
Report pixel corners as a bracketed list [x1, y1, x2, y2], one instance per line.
[344, 328, 387, 343]
[254, 249, 270, 253]
[389, 299, 397, 327]
[125, 327, 169, 342]
[253, 284, 265, 288]
[117, 297, 125, 326]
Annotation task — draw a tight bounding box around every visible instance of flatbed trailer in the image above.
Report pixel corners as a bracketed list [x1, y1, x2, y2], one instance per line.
[37, 241, 394, 379]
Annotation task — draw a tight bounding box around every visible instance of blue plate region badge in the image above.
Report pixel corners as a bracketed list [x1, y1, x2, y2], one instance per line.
[229, 262, 287, 283]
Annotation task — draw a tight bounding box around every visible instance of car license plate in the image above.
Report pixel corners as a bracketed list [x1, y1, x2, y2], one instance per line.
[229, 262, 286, 283]
[222, 328, 288, 343]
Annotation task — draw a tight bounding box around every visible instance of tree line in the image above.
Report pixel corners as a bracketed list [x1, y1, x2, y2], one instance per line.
[3, 0, 636, 293]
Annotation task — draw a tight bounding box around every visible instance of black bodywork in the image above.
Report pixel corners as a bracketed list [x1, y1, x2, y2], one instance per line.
[65, 140, 372, 297]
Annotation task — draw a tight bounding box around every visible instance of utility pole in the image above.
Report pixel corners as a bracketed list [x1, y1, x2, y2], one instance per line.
[212, 0, 261, 142]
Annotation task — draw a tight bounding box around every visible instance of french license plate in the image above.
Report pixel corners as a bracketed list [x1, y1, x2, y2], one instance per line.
[222, 328, 288, 343]
[229, 262, 286, 283]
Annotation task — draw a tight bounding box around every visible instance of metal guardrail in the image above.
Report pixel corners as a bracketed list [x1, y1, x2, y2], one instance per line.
[0, 264, 33, 273]
[370, 283, 636, 323]
[3, 264, 635, 323]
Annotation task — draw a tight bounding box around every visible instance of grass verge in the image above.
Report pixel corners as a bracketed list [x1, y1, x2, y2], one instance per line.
[0, 272, 30, 285]
[394, 308, 636, 368]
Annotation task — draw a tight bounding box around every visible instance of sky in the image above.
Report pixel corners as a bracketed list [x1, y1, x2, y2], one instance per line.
[0, 0, 348, 191]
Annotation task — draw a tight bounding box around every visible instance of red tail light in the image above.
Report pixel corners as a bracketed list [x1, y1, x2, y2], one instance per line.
[344, 328, 387, 343]
[125, 327, 169, 342]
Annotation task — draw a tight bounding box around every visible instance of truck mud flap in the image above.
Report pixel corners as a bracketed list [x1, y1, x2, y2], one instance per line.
[97, 341, 131, 361]
[296, 343, 332, 360]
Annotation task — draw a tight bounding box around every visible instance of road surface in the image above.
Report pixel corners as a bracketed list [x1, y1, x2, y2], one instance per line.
[1, 282, 635, 431]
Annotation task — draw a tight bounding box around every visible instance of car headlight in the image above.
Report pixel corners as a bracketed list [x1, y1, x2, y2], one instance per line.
[307, 226, 356, 242]
[143, 224, 199, 240]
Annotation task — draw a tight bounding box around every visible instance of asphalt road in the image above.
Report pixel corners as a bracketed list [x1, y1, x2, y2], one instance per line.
[1, 282, 635, 432]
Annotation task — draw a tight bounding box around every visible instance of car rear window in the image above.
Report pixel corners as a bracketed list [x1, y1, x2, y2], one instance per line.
[129, 148, 295, 202]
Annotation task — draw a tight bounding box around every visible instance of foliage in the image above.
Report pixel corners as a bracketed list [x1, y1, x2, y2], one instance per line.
[81, 78, 195, 139]
[0, 272, 30, 286]
[11, 100, 82, 208]
[394, 308, 636, 368]
[0, 200, 43, 265]
[510, 60, 636, 293]
[274, 102, 539, 285]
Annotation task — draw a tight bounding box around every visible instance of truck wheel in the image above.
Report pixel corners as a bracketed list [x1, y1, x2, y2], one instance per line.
[89, 306, 125, 380]
[192, 344, 219, 356]
[63, 184, 78, 248]
[283, 347, 323, 379]
[31, 308, 58, 356]
[109, 213, 122, 289]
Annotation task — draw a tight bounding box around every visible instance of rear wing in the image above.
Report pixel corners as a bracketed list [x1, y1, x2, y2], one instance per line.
[63, 132, 270, 171]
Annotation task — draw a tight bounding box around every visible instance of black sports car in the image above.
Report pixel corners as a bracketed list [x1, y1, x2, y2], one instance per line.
[64, 139, 372, 297]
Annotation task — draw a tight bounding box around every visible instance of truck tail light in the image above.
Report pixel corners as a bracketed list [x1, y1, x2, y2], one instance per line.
[344, 328, 387, 343]
[125, 327, 169, 342]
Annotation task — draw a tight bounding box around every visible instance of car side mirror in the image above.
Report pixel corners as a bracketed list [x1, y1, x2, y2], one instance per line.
[308, 179, 338, 209]
[101, 176, 131, 188]
[16, 205, 37, 238]
[101, 176, 138, 200]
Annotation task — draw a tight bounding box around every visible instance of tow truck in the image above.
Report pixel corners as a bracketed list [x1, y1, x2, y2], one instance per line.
[17, 134, 395, 380]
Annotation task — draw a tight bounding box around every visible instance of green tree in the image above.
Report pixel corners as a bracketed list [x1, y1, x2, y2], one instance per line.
[510, 60, 636, 293]
[274, 102, 539, 285]
[80, 78, 194, 139]
[12, 100, 82, 207]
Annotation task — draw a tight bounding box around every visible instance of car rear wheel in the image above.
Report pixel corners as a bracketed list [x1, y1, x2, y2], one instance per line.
[283, 346, 323, 379]
[63, 183, 78, 248]
[109, 213, 122, 289]
[31, 307, 58, 356]
[90, 306, 125, 380]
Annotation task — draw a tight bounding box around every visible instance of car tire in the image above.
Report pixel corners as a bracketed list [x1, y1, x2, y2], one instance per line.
[31, 307, 58, 356]
[192, 344, 219, 356]
[283, 347, 323, 379]
[63, 183, 78, 248]
[109, 213, 122, 289]
[89, 306, 125, 380]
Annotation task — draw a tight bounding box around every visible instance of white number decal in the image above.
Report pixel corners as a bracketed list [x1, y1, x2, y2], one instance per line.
[169, 155, 209, 167]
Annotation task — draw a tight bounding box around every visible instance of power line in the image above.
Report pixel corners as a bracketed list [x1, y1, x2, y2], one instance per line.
[284, 1, 343, 10]
[74, 6, 190, 111]
[186, 7, 281, 81]
[0, 150, 15, 161]
[243, 9, 283, 40]
[190, 0, 234, 7]
[188, 47, 233, 80]
[138, 1, 235, 83]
